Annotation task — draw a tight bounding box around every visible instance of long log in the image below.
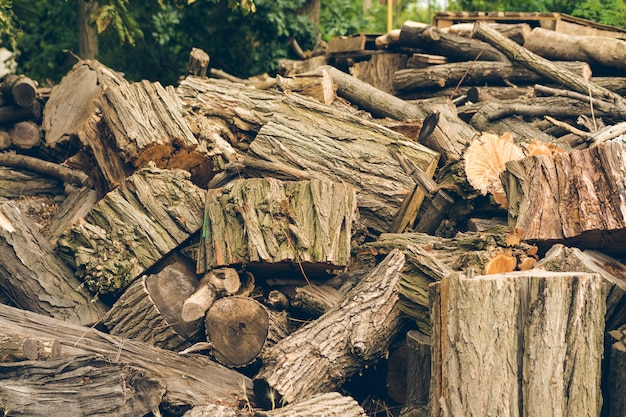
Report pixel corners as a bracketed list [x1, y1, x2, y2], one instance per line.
[0, 302, 255, 409]
[253, 249, 406, 407]
[430, 271, 605, 417]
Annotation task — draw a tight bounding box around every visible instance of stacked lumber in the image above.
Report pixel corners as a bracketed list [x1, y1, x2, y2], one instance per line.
[0, 13, 626, 416]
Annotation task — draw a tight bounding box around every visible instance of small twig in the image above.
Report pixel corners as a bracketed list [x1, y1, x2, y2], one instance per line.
[450, 48, 485, 100]
[544, 116, 591, 138]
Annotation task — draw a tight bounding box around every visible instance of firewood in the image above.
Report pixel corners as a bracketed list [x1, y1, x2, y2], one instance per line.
[1, 74, 37, 107]
[524, 27, 626, 70]
[0, 334, 60, 361]
[349, 53, 408, 94]
[442, 22, 531, 45]
[291, 283, 344, 317]
[0, 166, 64, 198]
[502, 141, 626, 254]
[534, 243, 626, 331]
[205, 296, 290, 367]
[186, 47, 210, 77]
[45, 186, 99, 244]
[400, 330, 431, 417]
[0, 302, 254, 409]
[253, 249, 406, 406]
[181, 273, 218, 324]
[257, 392, 367, 417]
[56, 163, 206, 295]
[103, 261, 202, 351]
[606, 325, 626, 417]
[399, 21, 509, 62]
[275, 68, 335, 104]
[0, 151, 91, 188]
[0, 354, 165, 417]
[0, 101, 41, 126]
[0, 201, 107, 326]
[277, 55, 327, 76]
[8, 120, 40, 149]
[430, 271, 604, 417]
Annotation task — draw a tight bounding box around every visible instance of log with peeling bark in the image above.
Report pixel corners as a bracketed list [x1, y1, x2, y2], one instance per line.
[0, 354, 165, 417]
[0, 201, 107, 326]
[524, 27, 626, 70]
[253, 249, 406, 407]
[355, 229, 538, 332]
[534, 243, 626, 331]
[198, 178, 358, 275]
[56, 163, 206, 295]
[0, 302, 255, 410]
[607, 325, 626, 417]
[430, 271, 605, 417]
[502, 141, 626, 254]
[205, 296, 290, 367]
[393, 60, 591, 93]
[399, 21, 509, 62]
[104, 260, 202, 351]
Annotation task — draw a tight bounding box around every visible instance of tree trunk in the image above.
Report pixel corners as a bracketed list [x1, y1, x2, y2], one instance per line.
[0, 302, 255, 410]
[430, 271, 605, 417]
[253, 249, 406, 407]
[0, 201, 107, 326]
[78, 0, 98, 59]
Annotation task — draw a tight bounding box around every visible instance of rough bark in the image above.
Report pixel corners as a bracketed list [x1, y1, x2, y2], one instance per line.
[400, 330, 431, 417]
[257, 392, 367, 417]
[186, 47, 210, 77]
[430, 271, 605, 417]
[0, 201, 107, 326]
[0, 354, 165, 417]
[0, 302, 255, 410]
[502, 141, 626, 254]
[253, 249, 406, 407]
[56, 163, 206, 295]
[350, 53, 409, 94]
[0, 334, 61, 361]
[276, 68, 336, 104]
[198, 178, 358, 275]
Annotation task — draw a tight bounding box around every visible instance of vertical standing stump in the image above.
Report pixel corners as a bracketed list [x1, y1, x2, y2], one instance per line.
[198, 177, 358, 276]
[430, 271, 605, 417]
[253, 249, 406, 408]
[56, 163, 206, 295]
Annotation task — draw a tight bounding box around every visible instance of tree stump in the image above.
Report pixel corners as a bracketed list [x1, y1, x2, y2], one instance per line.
[198, 178, 358, 276]
[56, 163, 206, 295]
[253, 249, 406, 407]
[430, 271, 605, 417]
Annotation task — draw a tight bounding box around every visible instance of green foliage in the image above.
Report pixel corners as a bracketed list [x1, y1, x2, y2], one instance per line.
[93, 0, 143, 46]
[319, 0, 366, 40]
[0, 0, 21, 49]
[573, 0, 626, 29]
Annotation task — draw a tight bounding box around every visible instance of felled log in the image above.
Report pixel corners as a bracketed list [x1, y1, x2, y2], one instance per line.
[0, 151, 91, 188]
[198, 178, 357, 275]
[247, 94, 439, 234]
[356, 228, 538, 332]
[1, 74, 38, 107]
[103, 260, 202, 351]
[205, 296, 290, 367]
[0, 101, 41, 126]
[256, 392, 367, 417]
[502, 141, 626, 254]
[56, 163, 206, 295]
[606, 325, 626, 417]
[399, 21, 509, 62]
[0, 166, 64, 197]
[393, 60, 591, 93]
[349, 53, 408, 94]
[430, 271, 605, 417]
[253, 249, 406, 407]
[443, 22, 531, 45]
[524, 27, 626, 70]
[534, 244, 626, 331]
[0, 201, 107, 326]
[275, 68, 335, 104]
[9, 120, 41, 149]
[0, 354, 165, 417]
[0, 302, 255, 410]
[0, 334, 60, 361]
[98, 79, 211, 186]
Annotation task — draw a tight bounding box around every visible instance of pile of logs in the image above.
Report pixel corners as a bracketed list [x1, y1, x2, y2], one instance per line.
[0, 17, 625, 417]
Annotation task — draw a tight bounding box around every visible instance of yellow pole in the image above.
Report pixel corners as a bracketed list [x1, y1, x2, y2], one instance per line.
[387, 0, 393, 33]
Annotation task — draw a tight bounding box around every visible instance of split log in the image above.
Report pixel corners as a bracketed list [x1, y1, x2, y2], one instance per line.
[253, 249, 406, 407]
[1, 74, 38, 107]
[473, 21, 626, 106]
[198, 178, 358, 275]
[430, 271, 605, 417]
[205, 296, 290, 367]
[356, 229, 538, 332]
[0, 302, 255, 410]
[247, 93, 439, 234]
[0, 354, 165, 417]
[99, 79, 211, 186]
[103, 261, 202, 351]
[181, 272, 220, 323]
[56, 163, 206, 295]
[399, 21, 509, 62]
[256, 392, 367, 417]
[349, 53, 408, 94]
[0, 201, 107, 326]
[502, 141, 626, 254]
[42, 59, 127, 154]
[524, 27, 626, 70]
[534, 244, 626, 331]
[0, 334, 61, 361]
[606, 325, 626, 417]
[393, 61, 591, 93]
[399, 330, 431, 417]
[45, 186, 99, 244]
[275, 68, 335, 105]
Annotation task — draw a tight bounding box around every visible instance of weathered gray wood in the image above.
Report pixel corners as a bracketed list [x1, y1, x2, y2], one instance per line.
[0, 201, 107, 326]
[430, 271, 605, 417]
[0, 302, 255, 409]
[0, 354, 165, 417]
[0, 334, 60, 361]
[254, 249, 406, 407]
[0, 166, 64, 197]
[258, 392, 367, 417]
[198, 178, 358, 274]
[56, 163, 206, 295]
[45, 186, 99, 244]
